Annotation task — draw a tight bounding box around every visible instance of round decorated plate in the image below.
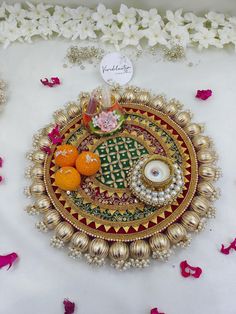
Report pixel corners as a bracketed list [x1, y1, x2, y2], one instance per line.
[25, 86, 221, 270]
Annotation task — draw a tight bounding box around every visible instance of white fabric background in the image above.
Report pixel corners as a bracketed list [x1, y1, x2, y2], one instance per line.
[0, 40, 236, 314]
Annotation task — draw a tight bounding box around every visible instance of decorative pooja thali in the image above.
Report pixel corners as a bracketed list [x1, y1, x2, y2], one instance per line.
[25, 86, 220, 270]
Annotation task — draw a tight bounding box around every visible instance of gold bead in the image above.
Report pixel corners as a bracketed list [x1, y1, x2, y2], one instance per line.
[109, 242, 129, 262]
[199, 165, 218, 181]
[89, 238, 109, 258]
[192, 135, 211, 150]
[152, 95, 166, 111]
[130, 240, 150, 259]
[164, 99, 182, 116]
[136, 91, 150, 104]
[166, 223, 187, 244]
[44, 210, 61, 229]
[149, 233, 170, 252]
[55, 221, 74, 242]
[175, 111, 192, 127]
[37, 136, 51, 149]
[122, 91, 135, 103]
[70, 232, 89, 252]
[184, 123, 204, 137]
[32, 150, 46, 164]
[53, 110, 68, 126]
[34, 195, 51, 213]
[30, 180, 45, 197]
[66, 102, 80, 118]
[30, 165, 44, 179]
[197, 181, 217, 199]
[190, 196, 210, 216]
[197, 149, 217, 164]
[181, 211, 200, 231]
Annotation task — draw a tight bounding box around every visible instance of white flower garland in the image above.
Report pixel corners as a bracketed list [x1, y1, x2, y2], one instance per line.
[0, 3, 236, 50]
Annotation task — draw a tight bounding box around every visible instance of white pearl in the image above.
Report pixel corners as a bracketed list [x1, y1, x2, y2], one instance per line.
[159, 197, 165, 203]
[171, 191, 177, 196]
[175, 186, 181, 192]
[159, 191, 164, 196]
[152, 192, 158, 197]
[165, 194, 171, 200]
[153, 197, 158, 202]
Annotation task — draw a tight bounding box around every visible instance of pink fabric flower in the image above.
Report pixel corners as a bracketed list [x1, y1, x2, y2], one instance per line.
[48, 125, 63, 145]
[221, 238, 236, 255]
[151, 307, 165, 314]
[63, 299, 75, 314]
[0, 253, 18, 270]
[180, 260, 202, 278]
[195, 89, 212, 100]
[40, 77, 61, 87]
[96, 111, 118, 132]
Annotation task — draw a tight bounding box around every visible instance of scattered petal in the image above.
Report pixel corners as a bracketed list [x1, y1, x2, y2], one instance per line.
[0, 175, 3, 183]
[63, 299, 75, 314]
[48, 125, 63, 145]
[180, 260, 202, 278]
[0, 157, 3, 167]
[195, 89, 212, 100]
[41, 146, 52, 155]
[221, 238, 236, 255]
[40, 77, 61, 87]
[151, 307, 165, 314]
[0, 253, 18, 270]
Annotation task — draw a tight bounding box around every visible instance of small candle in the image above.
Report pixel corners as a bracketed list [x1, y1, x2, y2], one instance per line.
[144, 160, 171, 183]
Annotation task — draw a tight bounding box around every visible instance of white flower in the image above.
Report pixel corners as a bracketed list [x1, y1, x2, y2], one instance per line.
[52, 5, 71, 24]
[117, 4, 136, 26]
[192, 27, 222, 49]
[26, 2, 52, 19]
[205, 11, 226, 28]
[168, 26, 190, 47]
[121, 24, 143, 47]
[184, 12, 206, 29]
[59, 20, 78, 39]
[92, 4, 114, 28]
[72, 20, 96, 40]
[20, 19, 39, 42]
[101, 24, 123, 49]
[37, 17, 59, 38]
[143, 24, 168, 46]
[64, 6, 92, 21]
[138, 8, 163, 28]
[0, 2, 6, 19]
[0, 19, 22, 47]
[227, 17, 236, 27]
[165, 9, 184, 31]
[218, 27, 236, 47]
[5, 3, 27, 21]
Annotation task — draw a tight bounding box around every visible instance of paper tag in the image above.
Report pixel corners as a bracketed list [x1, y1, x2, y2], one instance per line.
[100, 52, 133, 86]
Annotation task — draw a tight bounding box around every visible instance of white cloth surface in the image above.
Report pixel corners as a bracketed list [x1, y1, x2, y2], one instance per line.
[0, 40, 236, 314]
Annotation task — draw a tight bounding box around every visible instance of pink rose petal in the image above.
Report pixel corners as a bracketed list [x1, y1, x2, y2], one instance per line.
[41, 146, 52, 155]
[221, 238, 236, 255]
[180, 260, 202, 278]
[151, 307, 165, 314]
[0, 157, 3, 167]
[40, 77, 61, 87]
[0, 175, 3, 183]
[63, 299, 75, 314]
[195, 89, 212, 100]
[48, 125, 63, 145]
[0, 253, 18, 270]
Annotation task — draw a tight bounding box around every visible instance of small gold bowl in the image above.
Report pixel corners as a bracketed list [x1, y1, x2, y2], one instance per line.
[141, 155, 174, 190]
